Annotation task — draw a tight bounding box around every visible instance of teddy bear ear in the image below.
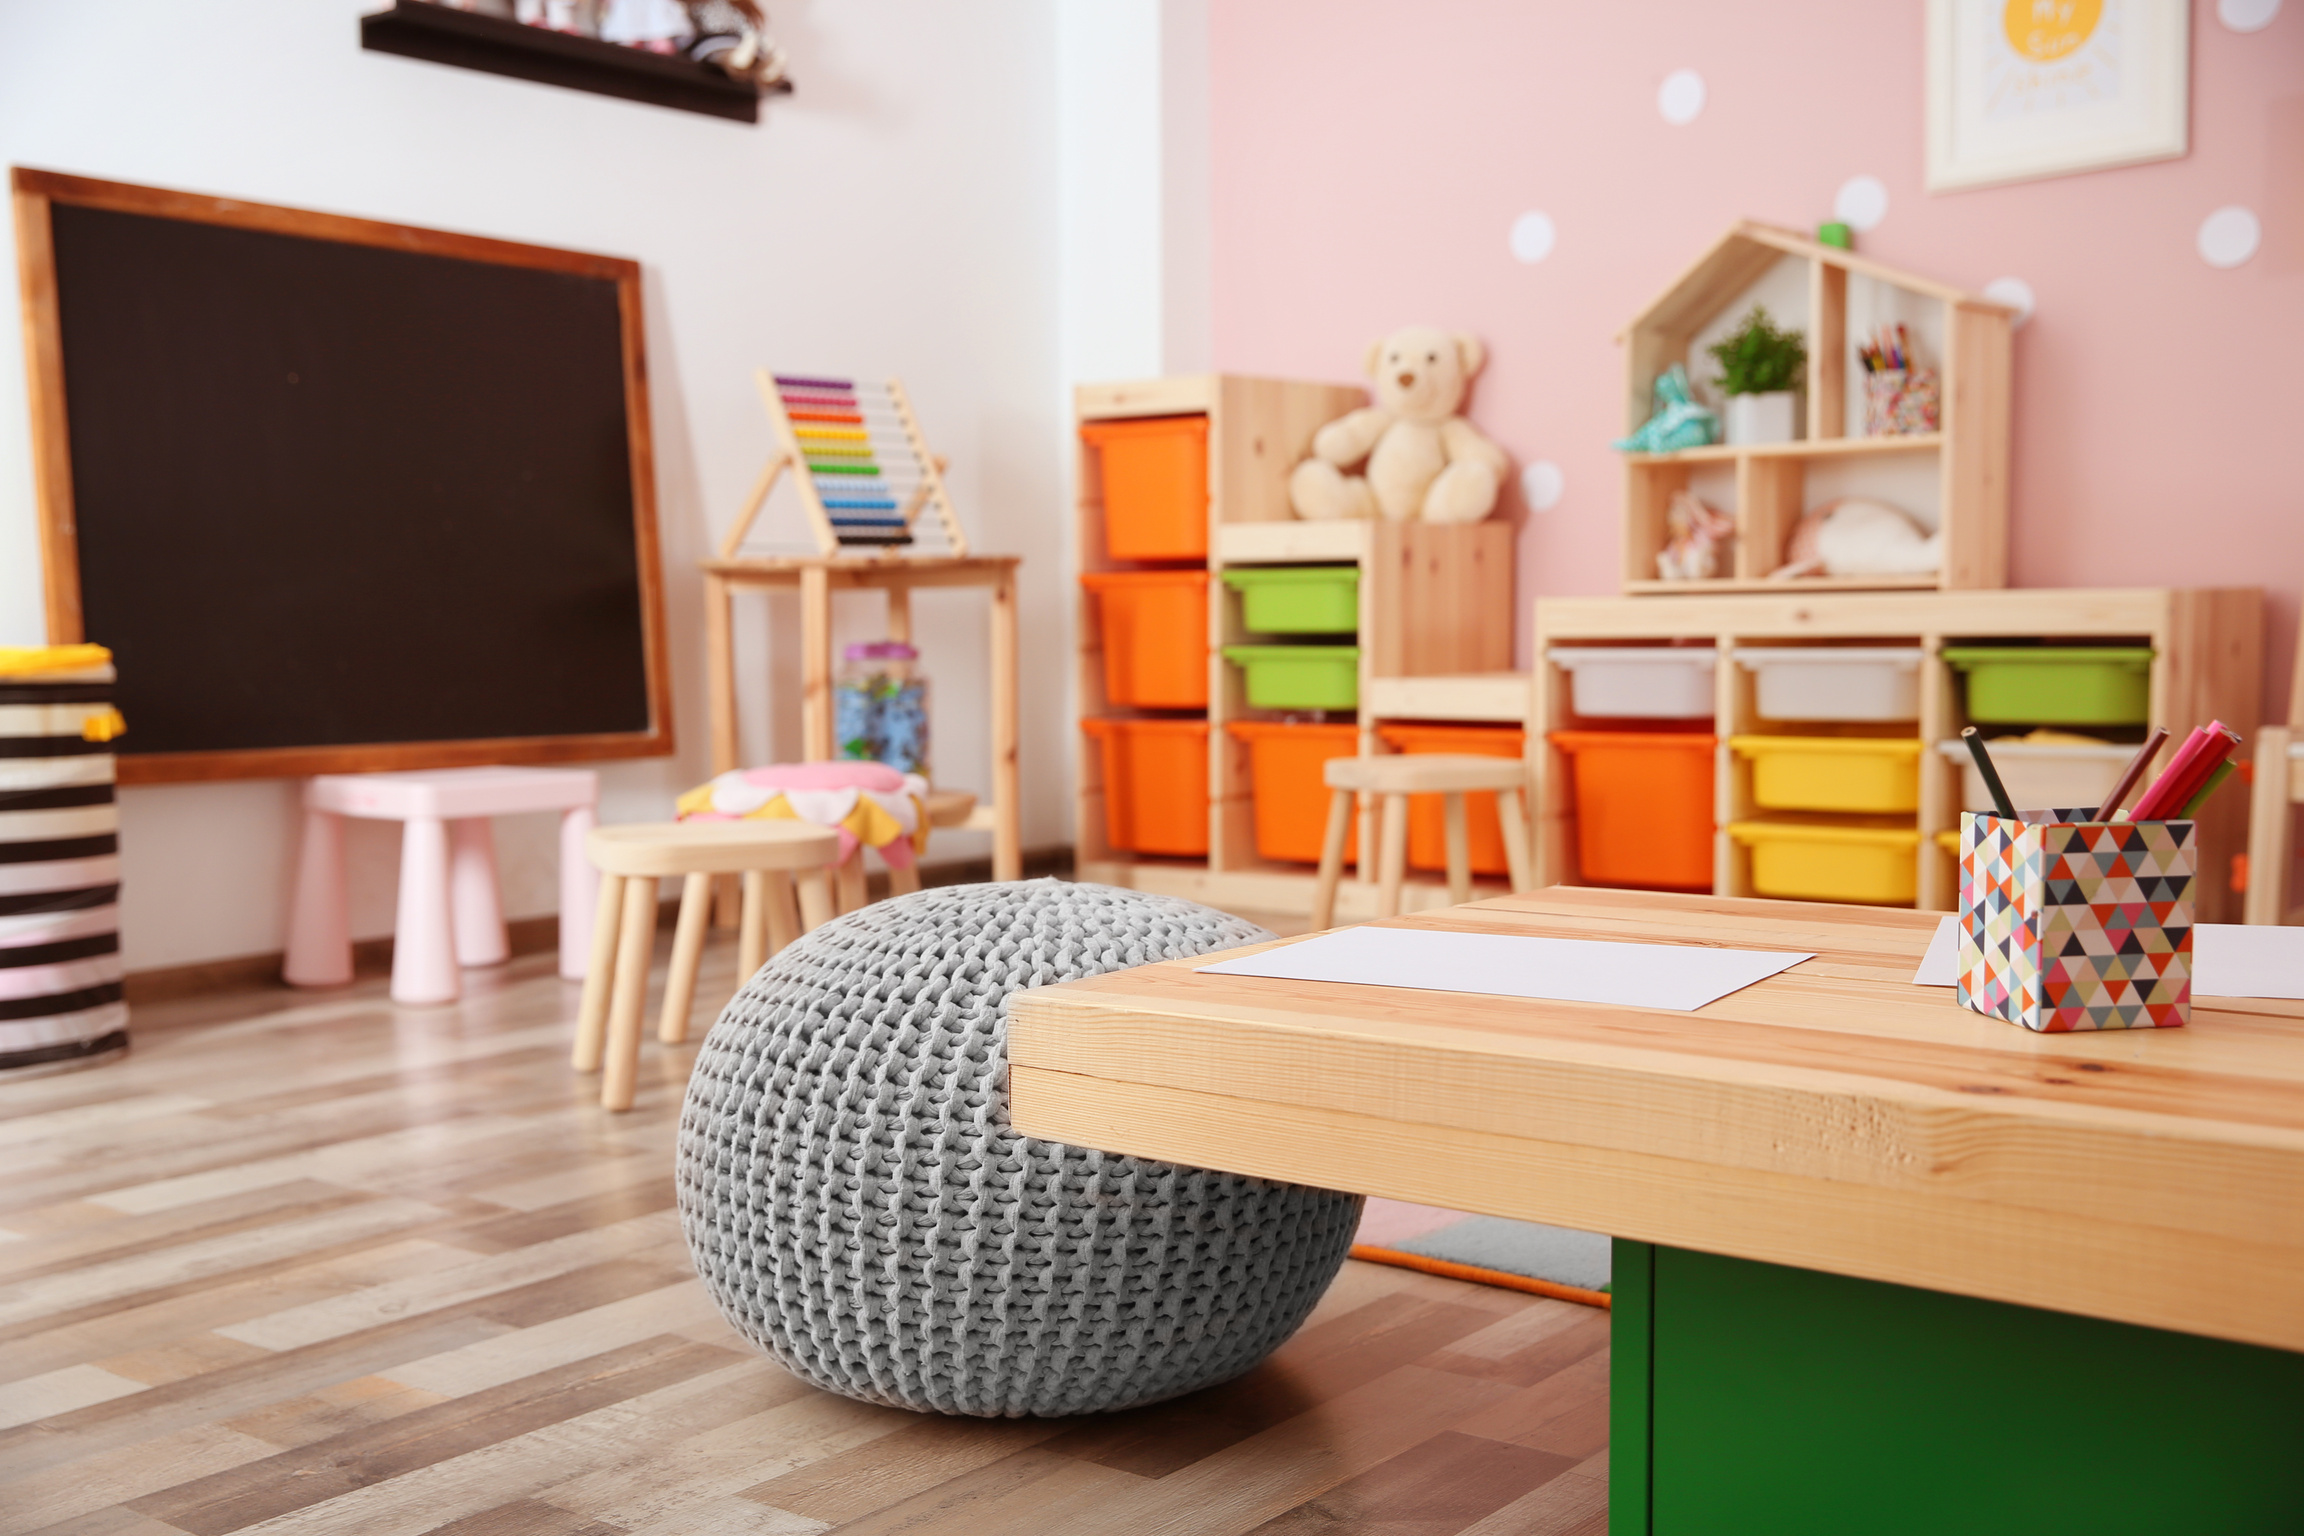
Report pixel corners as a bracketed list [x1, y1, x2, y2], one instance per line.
[1363, 338, 1386, 379]
[1454, 334, 1487, 377]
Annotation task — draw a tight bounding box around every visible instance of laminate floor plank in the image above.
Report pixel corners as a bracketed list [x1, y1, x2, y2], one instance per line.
[0, 940, 1605, 1534]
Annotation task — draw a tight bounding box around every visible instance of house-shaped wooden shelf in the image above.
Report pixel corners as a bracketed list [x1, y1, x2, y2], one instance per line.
[1619, 221, 2012, 595]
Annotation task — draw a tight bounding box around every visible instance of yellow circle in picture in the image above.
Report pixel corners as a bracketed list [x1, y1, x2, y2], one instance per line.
[2003, 0, 2103, 62]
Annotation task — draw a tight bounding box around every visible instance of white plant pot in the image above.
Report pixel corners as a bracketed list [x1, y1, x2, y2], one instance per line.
[1724, 391, 1798, 447]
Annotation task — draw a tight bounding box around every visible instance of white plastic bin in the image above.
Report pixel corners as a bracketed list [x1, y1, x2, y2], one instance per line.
[1552, 646, 1715, 719]
[1738, 647, 1924, 722]
[1935, 737, 2135, 815]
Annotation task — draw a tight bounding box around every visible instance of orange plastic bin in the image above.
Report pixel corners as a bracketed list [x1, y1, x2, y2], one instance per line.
[1226, 720, 1360, 864]
[1080, 416, 1209, 561]
[1376, 724, 1525, 877]
[1081, 718, 1208, 856]
[1081, 571, 1208, 708]
[1549, 730, 1716, 891]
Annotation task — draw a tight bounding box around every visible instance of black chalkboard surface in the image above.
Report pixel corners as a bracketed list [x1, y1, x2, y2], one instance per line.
[15, 170, 671, 782]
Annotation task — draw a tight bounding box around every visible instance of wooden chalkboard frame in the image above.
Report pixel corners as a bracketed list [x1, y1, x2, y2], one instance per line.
[10, 167, 674, 784]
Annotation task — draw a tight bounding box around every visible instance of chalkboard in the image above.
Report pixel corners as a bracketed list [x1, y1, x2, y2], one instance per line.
[13, 169, 671, 783]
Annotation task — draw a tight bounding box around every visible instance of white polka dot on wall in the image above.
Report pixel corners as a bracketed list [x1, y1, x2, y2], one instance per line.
[1521, 461, 1564, 512]
[1982, 277, 2034, 328]
[2197, 206, 2261, 269]
[1657, 69, 1705, 126]
[2217, 0, 2282, 32]
[1834, 176, 1889, 232]
[1509, 211, 1556, 265]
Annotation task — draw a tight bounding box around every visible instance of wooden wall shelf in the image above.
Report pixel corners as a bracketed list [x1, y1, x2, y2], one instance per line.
[360, 1, 780, 123]
[1620, 222, 2010, 593]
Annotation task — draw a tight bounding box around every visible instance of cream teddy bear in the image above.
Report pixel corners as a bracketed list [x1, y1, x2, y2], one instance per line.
[1288, 326, 1508, 522]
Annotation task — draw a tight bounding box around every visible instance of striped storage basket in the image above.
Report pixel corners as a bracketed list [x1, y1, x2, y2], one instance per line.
[1, 645, 128, 1075]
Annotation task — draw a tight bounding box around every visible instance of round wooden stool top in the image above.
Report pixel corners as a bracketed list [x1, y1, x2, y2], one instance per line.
[1323, 753, 1527, 795]
[924, 788, 978, 829]
[587, 820, 841, 878]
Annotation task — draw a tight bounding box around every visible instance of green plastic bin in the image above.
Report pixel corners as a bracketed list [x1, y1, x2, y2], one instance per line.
[1942, 646, 2154, 727]
[1222, 645, 1359, 710]
[1220, 565, 1359, 634]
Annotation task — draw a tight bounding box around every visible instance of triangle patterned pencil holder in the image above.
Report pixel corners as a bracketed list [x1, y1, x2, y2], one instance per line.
[1956, 808, 2194, 1031]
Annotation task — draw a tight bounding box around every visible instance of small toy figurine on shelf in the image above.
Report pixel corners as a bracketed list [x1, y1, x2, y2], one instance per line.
[599, 0, 692, 52]
[1656, 490, 1734, 581]
[685, 0, 791, 90]
[1770, 496, 1941, 579]
[1613, 363, 1717, 454]
[514, 0, 594, 35]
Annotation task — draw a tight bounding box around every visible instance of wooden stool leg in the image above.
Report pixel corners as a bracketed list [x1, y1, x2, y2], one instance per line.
[763, 870, 801, 955]
[888, 859, 922, 897]
[391, 816, 460, 1006]
[282, 806, 351, 987]
[796, 868, 837, 932]
[601, 876, 658, 1111]
[1498, 786, 1535, 895]
[1377, 794, 1409, 918]
[1443, 793, 1473, 905]
[572, 872, 626, 1071]
[738, 871, 769, 980]
[658, 872, 711, 1045]
[1310, 787, 1355, 929]
[836, 854, 868, 914]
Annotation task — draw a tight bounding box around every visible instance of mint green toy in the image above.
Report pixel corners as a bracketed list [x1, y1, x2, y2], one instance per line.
[1613, 363, 1717, 454]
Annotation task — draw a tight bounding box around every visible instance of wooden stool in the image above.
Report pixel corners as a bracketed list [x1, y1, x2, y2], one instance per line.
[1310, 755, 1534, 928]
[284, 766, 599, 1006]
[575, 820, 841, 1111]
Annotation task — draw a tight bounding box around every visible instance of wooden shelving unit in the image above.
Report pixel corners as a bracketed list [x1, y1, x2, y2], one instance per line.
[1620, 222, 2012, 594]
[1530, 588, 2264, 923]
[360, 2, 780, 122]
[1074, 374, 1515, 917]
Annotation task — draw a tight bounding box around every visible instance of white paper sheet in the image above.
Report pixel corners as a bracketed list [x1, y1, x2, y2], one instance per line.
[1195, 927, 1812, 1012]
[1912, 915, 2304, 1000]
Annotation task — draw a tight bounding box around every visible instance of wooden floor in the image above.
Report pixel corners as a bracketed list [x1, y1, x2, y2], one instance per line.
[0, 932, 1608, 1536]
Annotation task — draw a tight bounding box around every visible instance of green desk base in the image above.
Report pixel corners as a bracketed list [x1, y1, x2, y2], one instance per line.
[1610, 1240, 2304, 1535]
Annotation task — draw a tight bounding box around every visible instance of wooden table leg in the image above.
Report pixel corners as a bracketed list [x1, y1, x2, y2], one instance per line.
[658, 872, 711, 1045]
[801, 563, 834, 761]
[602, 876, 658, 1111]
[990, 566, 1021, 881]
[705, 572, 739, 777]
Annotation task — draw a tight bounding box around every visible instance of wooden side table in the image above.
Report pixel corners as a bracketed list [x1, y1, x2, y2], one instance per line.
[701, 553, 1021, 882]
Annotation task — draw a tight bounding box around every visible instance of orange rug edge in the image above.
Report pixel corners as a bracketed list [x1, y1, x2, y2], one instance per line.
[1349, 1244, 1612, 1310]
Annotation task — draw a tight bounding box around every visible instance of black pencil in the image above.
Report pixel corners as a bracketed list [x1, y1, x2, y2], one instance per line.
[1962, 728, 2018, 819]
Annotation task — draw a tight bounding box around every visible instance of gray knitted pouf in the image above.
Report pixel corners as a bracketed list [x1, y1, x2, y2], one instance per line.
[675, 879, 1362, 1418]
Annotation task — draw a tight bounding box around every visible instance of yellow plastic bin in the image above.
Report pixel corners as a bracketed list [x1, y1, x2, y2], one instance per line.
[1731, 735, 1921, 815]
[1728, 820, 1919, 905]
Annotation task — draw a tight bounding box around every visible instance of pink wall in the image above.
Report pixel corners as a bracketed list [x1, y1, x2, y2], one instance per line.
[1208, 0, 2303, 709]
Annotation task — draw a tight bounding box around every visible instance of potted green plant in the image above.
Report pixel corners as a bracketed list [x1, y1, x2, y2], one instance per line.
[1706, 304, 1807, 446]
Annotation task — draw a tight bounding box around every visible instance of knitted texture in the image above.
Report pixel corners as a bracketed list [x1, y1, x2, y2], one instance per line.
[676, 879, 1362, 1417]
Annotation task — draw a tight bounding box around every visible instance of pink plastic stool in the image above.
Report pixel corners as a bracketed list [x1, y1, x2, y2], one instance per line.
[283, 766, 600, 1006]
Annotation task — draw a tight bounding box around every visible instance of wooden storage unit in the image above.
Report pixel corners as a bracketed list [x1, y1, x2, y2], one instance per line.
[1620, 222, 2012, 595]
[1074, 375, 1514, 916]
[1531, 588, 2263, 922]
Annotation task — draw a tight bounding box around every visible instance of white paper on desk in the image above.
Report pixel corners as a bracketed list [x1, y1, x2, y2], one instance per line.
[1196, 927, 1812, 1012]
[1913, 915, 2304, 1000]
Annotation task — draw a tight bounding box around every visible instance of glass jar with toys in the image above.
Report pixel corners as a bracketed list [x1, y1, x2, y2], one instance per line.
[835, 641, 929, 777]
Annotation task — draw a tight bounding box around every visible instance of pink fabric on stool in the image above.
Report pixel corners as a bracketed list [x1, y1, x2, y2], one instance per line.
[677, 761, 930, 867]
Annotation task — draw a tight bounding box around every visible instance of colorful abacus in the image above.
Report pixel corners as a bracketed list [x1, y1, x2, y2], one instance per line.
[725, 371, 969, 558]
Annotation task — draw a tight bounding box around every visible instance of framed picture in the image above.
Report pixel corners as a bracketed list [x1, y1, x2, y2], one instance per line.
[1926, 0, 2190, 191]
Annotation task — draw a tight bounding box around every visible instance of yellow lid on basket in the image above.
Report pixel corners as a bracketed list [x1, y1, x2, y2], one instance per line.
[0, 644, 112, 676]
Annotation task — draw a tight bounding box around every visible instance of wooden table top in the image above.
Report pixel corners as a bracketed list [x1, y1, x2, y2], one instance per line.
[1006, 888, 2304, 1353]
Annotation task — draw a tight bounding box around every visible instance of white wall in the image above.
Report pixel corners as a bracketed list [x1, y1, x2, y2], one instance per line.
[0, 0, 1074, 969]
